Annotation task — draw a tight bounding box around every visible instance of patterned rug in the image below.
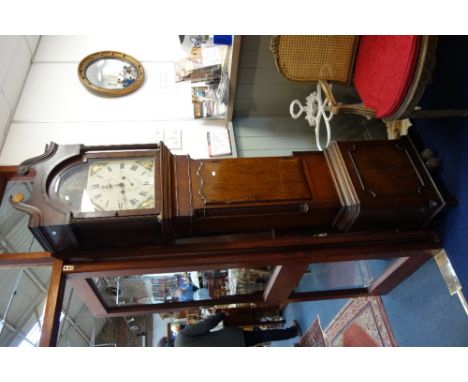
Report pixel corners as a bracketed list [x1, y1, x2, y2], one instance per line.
[296, 316, 327, 347]
[324, 296, 397, 347]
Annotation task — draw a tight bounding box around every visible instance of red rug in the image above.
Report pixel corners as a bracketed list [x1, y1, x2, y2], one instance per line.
[324, 296, 397, 347]
[296, 316, 326, 347]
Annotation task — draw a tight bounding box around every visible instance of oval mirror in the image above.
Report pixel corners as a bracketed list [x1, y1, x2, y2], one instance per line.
[78, 51, 144, 96]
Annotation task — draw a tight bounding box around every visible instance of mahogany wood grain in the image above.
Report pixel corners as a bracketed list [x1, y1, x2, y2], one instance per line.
[369, 250, 436, 295]
[189, 153, 342, 237]
[174, 155, 193, 237]
[65, 246, 440, 280]
[325, 137, 447, 231]
[0, 251, 54, 268]
[263, 264, 309, 305]
[193, 157, 312, 205]
[39, 259, 66, 347]
[61, 229, 439, 262]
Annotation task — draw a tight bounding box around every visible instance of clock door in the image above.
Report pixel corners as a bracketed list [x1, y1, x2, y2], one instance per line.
[187, 154, 342, 236]
[51, 156, 156, 215]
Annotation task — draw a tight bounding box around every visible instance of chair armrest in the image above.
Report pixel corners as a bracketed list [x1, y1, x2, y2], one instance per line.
[319, 80, 376, 119]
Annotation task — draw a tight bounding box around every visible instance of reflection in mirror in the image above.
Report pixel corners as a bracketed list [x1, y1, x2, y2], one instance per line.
[0, 266, 52, 347]
[78, 51, 144, 97]
[86, 58, 138, 90]
[92, 267, 273, 307]
[295, 259, 400, 293]
[56, 282, 108, 347]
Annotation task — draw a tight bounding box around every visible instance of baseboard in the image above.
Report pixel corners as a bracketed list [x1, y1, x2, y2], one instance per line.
[434, 249, 468, 316]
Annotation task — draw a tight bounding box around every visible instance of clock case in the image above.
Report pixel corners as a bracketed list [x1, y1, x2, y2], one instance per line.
[11, 138, 446, 256]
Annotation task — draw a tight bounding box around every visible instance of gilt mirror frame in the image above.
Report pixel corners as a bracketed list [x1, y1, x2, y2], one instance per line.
[78, 51, 145, 97]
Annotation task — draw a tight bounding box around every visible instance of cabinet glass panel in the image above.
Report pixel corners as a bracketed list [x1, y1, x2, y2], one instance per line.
[0, 182, 44, 254]
[0, 266, 52, 347]
[91, 267, 273, 307]
[295, 259, 400, 292]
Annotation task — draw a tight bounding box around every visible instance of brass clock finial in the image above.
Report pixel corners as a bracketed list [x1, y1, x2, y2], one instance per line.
[11, 192, 25, 203]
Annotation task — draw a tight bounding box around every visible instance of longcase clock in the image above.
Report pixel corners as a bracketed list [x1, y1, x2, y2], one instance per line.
[10, 137, 446, 255]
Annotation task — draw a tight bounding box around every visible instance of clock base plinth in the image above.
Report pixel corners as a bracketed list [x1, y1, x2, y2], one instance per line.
[324, 136, 446, 232]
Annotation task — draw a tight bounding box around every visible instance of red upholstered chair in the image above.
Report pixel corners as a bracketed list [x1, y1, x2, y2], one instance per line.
[271, 35, 468, 121]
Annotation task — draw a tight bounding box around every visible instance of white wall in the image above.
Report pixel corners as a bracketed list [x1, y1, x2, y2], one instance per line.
[0, 36, 39, 153]
[0, 35, 228, 165]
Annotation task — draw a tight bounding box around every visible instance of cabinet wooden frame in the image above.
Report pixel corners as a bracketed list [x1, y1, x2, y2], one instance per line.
[0, 251, 54, 268]
[61, 229, 440, 319]
[0, 231, 440, 345]
[39, 259, 66, 347]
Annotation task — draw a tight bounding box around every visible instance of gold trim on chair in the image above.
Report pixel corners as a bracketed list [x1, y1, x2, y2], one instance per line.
[319, 80, 376, 119]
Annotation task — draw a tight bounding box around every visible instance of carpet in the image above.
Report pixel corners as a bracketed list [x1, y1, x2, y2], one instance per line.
[410, 35, 468, 291]
[324, 296, 397, 347]
[296, 316, 326, 347]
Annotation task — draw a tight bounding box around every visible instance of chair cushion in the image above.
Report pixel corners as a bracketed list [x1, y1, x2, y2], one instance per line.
[354, 36, 421, 118]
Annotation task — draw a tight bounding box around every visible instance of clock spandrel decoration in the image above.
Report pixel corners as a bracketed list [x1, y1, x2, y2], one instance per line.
[10, 138, 446, 256]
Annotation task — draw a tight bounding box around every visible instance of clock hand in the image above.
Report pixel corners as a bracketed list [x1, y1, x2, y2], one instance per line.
[115, 190, 127, 210]
[101, 179, 125, 189]
[122, 176, 134, 187]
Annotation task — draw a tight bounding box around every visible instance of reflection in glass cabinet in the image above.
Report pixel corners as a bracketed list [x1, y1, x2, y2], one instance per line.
[92, 267, 273, 307]
[295, 259, 400, 293]
[0, 182, 44, 254]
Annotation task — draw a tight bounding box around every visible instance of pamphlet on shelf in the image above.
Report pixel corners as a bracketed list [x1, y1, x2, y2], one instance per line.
[207, 129, 232, 157]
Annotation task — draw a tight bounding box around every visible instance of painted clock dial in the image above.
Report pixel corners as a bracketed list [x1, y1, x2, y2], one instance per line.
[54, 157, 155, 213]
